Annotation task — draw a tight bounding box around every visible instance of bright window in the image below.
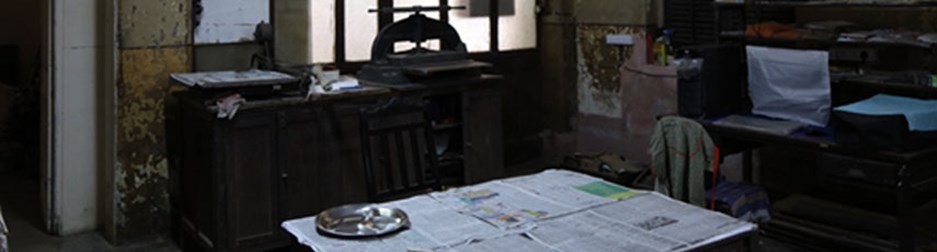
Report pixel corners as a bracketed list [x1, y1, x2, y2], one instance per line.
[345, 1, 379, 62]
[450, 0, 491, 53]
[499, 0, 537, 50]
[304, 0, 536, 65]
[311, 0, 336, 63]
[393, 0, 443, 52]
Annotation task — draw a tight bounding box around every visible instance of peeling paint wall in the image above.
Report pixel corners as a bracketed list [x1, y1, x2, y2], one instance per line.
[542, 0, 677, 165]
[113, 0, 191, 243]
[115, 48, 189, 240]
[576, 25, 635, 118]
[568, 26, 678, 164]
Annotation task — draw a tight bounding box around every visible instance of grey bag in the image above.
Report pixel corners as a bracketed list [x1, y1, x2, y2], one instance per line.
[747, 46, 831, 127]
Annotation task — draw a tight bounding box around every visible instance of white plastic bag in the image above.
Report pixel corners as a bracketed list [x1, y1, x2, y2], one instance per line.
[747, 46, 831, 127]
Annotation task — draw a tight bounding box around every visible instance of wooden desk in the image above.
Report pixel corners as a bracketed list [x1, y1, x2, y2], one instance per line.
[165, 77, 504, 251]
[282, 170, 757, 252]
[701, 119, 937, 252]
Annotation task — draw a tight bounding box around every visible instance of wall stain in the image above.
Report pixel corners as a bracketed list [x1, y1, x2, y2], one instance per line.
[576, 25, 637, 117]
[577, 25, 635, 93]
[119, 0, 190, 49]
[116, 47, 190, 241]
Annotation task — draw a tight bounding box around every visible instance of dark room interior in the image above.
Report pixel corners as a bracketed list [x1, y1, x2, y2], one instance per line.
[1, 0, 936, 251]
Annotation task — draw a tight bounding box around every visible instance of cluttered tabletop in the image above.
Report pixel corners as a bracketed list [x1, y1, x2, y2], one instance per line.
[281, 169, 756, 252]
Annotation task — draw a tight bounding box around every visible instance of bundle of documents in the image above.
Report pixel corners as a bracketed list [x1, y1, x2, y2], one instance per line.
[835, 94, 937, 131]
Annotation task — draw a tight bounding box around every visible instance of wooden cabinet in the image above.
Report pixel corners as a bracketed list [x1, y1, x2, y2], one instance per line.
[225, 113, 285, 249]
[167, 83, 503, 251]
[171, 107, 290, 251]
[462, 88, 504, 184]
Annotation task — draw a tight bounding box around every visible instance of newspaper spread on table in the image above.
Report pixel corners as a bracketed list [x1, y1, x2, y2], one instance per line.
[282, 169, 756, 252]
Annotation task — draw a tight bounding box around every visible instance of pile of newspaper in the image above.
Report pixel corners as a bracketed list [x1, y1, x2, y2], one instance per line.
[838, 30, 937, 48]
[282, 170, 756, 252]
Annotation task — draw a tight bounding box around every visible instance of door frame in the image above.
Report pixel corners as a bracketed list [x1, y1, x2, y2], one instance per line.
[41, 0, 116, 236]
[40, 0, 56, 235]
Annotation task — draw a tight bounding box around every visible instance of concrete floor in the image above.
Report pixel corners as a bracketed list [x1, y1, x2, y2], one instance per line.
[0, 170, 178, 252]
[1, 158, 811, 252]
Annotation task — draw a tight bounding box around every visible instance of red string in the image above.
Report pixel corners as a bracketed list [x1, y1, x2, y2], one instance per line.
[710, 146, 721, 211]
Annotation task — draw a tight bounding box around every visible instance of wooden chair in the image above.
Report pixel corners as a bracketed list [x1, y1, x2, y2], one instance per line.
[359, 97, 441, 202]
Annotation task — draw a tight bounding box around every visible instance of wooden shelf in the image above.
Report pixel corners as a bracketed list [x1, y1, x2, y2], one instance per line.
[719, 31, 936, 50]
[833, 77, 937, 98]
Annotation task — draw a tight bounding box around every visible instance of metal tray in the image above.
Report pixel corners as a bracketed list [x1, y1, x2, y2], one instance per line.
[315, 204, 410, 238]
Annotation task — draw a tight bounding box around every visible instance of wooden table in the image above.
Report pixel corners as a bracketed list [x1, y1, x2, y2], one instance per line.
[166, 76, 504, 251]
[282, 170, 756, 252]
[701, 118, 937, 252]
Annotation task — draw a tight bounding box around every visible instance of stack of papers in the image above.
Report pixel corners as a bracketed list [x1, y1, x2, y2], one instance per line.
[326, 77, 362, 91]
[835, 94, 937, 131]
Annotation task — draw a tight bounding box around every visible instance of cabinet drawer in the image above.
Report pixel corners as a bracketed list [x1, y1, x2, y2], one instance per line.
[819, 153, 899, 186]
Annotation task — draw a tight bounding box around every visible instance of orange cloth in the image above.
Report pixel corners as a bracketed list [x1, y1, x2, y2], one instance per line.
[746, 22, 802, 40]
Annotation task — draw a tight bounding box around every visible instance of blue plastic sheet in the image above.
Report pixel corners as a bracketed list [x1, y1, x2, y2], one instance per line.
[835, 94, 937, 131]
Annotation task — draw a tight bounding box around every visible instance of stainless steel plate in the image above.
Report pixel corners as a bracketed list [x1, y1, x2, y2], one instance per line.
[315, 204, 410, 238]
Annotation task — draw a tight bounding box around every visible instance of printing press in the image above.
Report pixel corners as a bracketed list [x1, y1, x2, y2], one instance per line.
[357, 5, 495, 90]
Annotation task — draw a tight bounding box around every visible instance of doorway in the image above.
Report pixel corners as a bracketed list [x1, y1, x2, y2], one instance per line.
[0, 0, 46, 241]
[1, 0, 110, 244]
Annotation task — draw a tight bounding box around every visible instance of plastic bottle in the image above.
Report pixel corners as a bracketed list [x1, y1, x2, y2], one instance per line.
[654, 29, 674, 66]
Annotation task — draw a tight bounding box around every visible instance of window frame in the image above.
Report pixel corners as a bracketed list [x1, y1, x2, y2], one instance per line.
[332, 0, 505, 72]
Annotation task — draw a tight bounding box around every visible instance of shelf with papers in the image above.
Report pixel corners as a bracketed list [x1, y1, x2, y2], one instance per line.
[715, 1, 937, 8]
[719, 31, 937, 51]
[834, 78, 937, 97]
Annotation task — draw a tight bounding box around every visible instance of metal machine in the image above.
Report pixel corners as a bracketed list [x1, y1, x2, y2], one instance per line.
[357, 6, 491, 86]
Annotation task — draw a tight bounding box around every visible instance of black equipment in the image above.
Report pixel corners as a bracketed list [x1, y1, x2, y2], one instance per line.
[833, 110, 937, 152]
[676, 45, 745, 119]
[357, 5, 491, 86]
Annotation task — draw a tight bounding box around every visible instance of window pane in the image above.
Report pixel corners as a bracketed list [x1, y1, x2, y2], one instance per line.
[276, 0, 314, 64]
[394, 39, 442, 53]
[393, 0, 441, 21]
[499, 0, 536, 50]
[346, 1, 379, 62]
[449, 0, 489, 53]
[393, 1, 443, 52]
[311, 0, 336, 63]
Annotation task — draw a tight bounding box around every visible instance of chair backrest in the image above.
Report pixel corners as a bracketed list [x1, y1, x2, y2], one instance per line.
[359, 97, 441, 202]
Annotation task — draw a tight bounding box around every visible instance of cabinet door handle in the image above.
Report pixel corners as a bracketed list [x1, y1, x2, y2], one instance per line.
[278, 112, 287, 128]
[281, 173, 289, 179]
[465, 142, 473, 149]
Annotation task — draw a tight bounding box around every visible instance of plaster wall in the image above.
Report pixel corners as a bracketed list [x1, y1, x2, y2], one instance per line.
[541, 0, 677, 165]
[111, 0, 191, 243]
